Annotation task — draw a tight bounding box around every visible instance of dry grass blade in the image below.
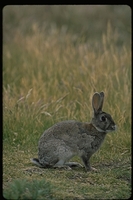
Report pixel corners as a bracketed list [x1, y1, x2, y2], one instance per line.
[56, 93, 69, 103]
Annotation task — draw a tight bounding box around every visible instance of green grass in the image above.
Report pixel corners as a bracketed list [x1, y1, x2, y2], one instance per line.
[3, 179, 54, 200]
[3, 5, 131, 199]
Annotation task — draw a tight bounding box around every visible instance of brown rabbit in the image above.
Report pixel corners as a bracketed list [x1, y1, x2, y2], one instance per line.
[31, 92, 116, 171]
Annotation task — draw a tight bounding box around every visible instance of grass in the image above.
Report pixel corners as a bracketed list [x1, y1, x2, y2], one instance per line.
[3, 179, 54, 199]
[3, 5, 131, 199]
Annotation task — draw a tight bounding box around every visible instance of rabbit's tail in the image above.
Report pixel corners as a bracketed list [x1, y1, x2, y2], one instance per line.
[30, 158, 43, 167]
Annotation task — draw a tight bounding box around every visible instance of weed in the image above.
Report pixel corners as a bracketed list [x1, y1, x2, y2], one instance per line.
[3, 179, 55, 200]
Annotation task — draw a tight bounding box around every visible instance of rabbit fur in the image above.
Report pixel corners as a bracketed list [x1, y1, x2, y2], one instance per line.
[31, 92, 116, 171]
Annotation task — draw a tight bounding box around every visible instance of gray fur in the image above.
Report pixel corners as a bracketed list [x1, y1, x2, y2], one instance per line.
[31, 92, 116, 171]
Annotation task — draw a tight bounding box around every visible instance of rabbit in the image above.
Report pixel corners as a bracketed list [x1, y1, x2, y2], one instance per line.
[31, 92, 116, 171]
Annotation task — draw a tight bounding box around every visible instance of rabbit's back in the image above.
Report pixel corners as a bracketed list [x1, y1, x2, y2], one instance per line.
[38, 120, 105, 154]
[39, 120, 79, 149]
[39, 120, 91, 143]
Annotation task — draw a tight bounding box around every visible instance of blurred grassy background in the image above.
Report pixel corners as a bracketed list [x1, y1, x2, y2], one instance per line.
[3, 5, 131, 199]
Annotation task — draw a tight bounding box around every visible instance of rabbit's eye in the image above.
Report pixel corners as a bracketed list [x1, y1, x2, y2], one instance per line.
[100, 116, 106, 122]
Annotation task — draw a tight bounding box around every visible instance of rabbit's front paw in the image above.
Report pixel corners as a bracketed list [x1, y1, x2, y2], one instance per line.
[85, 166, 98, 172]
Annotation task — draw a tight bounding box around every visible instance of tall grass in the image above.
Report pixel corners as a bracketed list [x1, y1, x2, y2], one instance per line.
[3, 21, 131, 142]
[3, 5, 131, 199]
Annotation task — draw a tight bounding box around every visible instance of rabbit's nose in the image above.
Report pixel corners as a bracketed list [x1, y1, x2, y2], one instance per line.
[112, 124, 117, 130]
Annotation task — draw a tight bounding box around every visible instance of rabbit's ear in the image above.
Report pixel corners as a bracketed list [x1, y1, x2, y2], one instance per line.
[92, 92, 104, 114]
[99, 91, 104, 111]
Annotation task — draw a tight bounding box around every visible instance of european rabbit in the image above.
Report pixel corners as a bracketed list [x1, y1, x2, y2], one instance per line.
[31, 92, 116, 171]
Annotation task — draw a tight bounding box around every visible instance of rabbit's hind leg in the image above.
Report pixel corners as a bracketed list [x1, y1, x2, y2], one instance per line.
[65, 162, 83, 168]
[30, 158, 44, 167]
[53, 159, 72, 170]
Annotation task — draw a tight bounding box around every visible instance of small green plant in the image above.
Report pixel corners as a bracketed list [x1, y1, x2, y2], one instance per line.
[3, 179, 54, 200]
